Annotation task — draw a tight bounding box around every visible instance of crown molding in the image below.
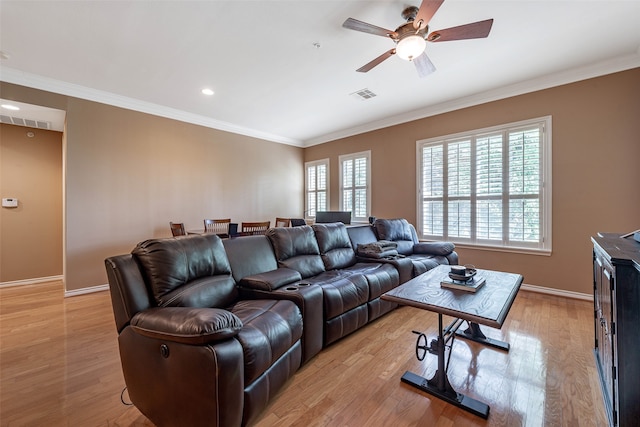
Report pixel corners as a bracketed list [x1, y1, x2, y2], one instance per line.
[0, 67, 304, 147]
[3, 50, 639, 149]
[304, 52, 640, 146]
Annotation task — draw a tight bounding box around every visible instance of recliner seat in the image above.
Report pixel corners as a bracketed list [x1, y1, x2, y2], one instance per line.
[106, 234, 302, 427]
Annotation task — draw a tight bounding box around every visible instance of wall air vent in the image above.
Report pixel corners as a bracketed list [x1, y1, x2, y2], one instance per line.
[0, 114, 51, 130]
[350, 88, 377, 101]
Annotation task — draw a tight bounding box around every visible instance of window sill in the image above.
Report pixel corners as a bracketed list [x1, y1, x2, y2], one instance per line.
[421, 238, 552, 256]
[450, 242, 552, 256]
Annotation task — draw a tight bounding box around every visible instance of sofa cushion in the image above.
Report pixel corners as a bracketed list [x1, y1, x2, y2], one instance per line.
[407, 254, 442, 276]
[239, 268, 302, 291]
[132, 234, 236, 308]
[413, 241, 455, 256]
[223, 235, 278, 282]
[374, 218, 414, 242]
[266, 226, 325, 279]
[346, 224, 378, 249]
[231, 299, 303, 385]
[130, 306, 243, 345]
[342, 262, 399, 300]
[302, 270, 370, 320]
[312, 223, 357, 270]
[374, 218, 417, 255]
[159, 274, 237, 308]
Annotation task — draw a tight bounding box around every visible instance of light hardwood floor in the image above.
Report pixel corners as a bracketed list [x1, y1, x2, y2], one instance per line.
[0, 281, 607, 427]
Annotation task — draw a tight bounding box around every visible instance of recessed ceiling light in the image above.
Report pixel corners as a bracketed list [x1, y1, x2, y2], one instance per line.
[1, 104, 20, 111]
[201, 88, 214, 96]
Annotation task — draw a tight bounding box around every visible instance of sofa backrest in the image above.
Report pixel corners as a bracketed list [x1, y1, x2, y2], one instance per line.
[266, 225, 325, 279]
[105, 254, 156, 333]
[132, 234, 237, 308]
[312, 223, 357, 270]
[223, 235, 278, 282]
[374, 218, 418, 255]
[346, 224, 379, 249]
[315, 211, 352, 224]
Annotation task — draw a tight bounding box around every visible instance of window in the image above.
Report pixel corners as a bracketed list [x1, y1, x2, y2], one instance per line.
[305, 159, 328, 219]
[417, 117, 552, 254]
[339, 151, 371, 223]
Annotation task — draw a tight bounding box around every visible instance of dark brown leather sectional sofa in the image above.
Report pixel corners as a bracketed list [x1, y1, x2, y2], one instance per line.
[104, 218, 457, 426]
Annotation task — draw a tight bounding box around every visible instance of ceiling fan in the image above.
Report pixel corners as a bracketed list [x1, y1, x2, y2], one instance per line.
[342, 0, 493, 77]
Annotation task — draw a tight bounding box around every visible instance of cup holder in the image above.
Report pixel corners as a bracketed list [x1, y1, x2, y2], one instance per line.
[285, 287, 298, 291]
[298, 282, 311, 287]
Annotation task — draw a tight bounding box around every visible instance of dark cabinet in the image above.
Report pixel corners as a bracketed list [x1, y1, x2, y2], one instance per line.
[592, 233, 640, 427]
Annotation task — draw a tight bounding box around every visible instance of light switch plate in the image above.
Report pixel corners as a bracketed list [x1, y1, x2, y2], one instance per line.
[2, 198, 18, 208]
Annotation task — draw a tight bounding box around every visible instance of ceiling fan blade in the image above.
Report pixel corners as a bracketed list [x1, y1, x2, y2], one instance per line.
[413, 52, 436, 78]
[428, 19, 494, 42]
[413, 0, 445, 30]
[343, 18, 397, 38]
[356, 49, 396, 73]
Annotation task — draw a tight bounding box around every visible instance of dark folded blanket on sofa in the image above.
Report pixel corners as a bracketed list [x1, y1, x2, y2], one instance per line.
[357, 249, 401, 259]
[357, 240, 397, 253]
[357, 240, 399, 258]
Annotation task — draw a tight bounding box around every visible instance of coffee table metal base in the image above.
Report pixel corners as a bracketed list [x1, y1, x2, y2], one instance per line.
[401, 371, 490, 419]
[401, 313, 490, 419]
[455, 322, 510, 351]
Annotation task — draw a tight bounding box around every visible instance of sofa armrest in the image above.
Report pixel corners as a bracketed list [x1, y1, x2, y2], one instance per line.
[239, 268, 302, 291]
[238, 283, 323, 363]
[130, 307, 243, 345]
[413, 241, 455, 256]
[446, 251, 459, 266]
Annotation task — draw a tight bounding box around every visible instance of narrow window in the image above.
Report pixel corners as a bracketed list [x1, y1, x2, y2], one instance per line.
[305, 159, 329, 219]
[339, 151, 371, 223]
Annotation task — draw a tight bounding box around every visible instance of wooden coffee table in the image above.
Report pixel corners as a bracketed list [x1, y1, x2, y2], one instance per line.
[381, 264, 523, 419]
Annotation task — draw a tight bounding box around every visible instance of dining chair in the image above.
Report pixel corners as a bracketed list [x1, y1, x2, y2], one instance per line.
[275, 217, 291, 227]
[169, 222, 186, 237]
[204, 218, 231, 238]
[241, 221, 271, 235]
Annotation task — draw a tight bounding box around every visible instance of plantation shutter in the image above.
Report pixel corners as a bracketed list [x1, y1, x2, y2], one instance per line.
[418, 117, 549, 252]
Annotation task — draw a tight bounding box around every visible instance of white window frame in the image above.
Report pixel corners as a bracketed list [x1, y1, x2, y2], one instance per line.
[304, 159, 329, 220]
[339, 150, 371, 223]
[416, 116, 552, 255]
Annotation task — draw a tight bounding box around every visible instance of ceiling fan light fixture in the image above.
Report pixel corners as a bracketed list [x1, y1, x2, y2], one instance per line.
[395, 34, 426, 61]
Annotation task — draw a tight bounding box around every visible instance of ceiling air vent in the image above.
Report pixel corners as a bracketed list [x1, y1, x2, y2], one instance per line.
[1, 114, 51, 130]
[350, 88, 377, 101]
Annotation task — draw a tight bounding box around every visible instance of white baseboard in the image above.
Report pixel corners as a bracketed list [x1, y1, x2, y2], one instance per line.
[64, 284, 109, 298]
[0, 275, 63, 289]
[521, 283, 592, 301]
[0, 276, 109, 297]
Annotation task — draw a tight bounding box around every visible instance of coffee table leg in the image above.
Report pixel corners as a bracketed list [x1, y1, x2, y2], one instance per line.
[401, 314, 490, 419]
[456, 321, 510, 351]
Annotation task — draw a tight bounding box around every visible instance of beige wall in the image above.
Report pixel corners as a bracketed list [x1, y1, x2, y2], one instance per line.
[2, 69, 638, 295]
[62, 100, 304, 291]
[1, 83, 304, 291]
[0, 124, 63, 282]
[305, 68, 640, 295]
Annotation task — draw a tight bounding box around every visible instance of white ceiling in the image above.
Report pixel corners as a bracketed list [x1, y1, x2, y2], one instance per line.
[1, 1, 639, 147]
